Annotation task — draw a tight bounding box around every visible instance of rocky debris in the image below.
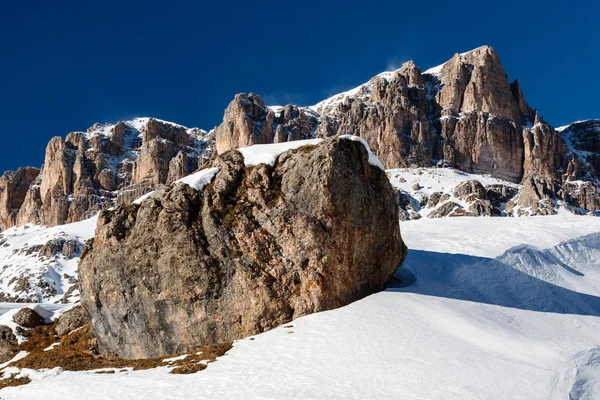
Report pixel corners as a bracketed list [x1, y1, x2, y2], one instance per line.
[506, 176, 557, 216]
[428, 192, 444, 208]
[0, 219, 92, 303]
[0, 325, 18, 363]
[79, 137, 407, 359]
[54, 306, 87, 336]
[485, 184, 518, 207]
[13, 307, 46, 328]
[468, 200, 496, 216]
[454, 180, 487, 200]
[428, 201, 461, 218]
[39, 238, 81, 260]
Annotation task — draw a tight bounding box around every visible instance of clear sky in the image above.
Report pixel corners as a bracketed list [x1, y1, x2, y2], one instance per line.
[1, 0, 598, 173]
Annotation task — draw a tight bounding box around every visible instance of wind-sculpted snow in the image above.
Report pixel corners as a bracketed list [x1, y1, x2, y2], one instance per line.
[395, 232, 600, 316]
[2, 215, 600, 399]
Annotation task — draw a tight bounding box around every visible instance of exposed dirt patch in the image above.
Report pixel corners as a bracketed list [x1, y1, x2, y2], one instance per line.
[0, 376, 31, 389]
[0, 322, 232, 389]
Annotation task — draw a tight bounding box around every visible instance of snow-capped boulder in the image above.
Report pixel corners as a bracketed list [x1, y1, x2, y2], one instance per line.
[79, 136, 407, 359]
[13, 307, 45, 328]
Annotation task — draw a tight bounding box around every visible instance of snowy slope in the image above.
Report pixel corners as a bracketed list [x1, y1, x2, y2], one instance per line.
[0, 218, 97, 303]
[2, 214, 599, 399]
[387, 167, 521, 218]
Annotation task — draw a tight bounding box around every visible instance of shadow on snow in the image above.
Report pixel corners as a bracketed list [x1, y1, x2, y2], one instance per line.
[389, 233, 600, 316]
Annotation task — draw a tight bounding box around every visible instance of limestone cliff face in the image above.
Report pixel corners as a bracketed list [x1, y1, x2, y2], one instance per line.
[0, 167, 40, 231]
[211, 45, 598, 215]
[4, 118, 211, 230]
[79, 137, 406, 359]
[214, 93, 275, 154]
[214, 46, 538, 182]
[2, 46, 599, 230]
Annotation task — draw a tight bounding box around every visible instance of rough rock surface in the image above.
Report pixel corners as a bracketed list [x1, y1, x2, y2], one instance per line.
[428, 201, 461, 218]
[0, 325, 18, 363]
[214, 94, 319, 154]
[454, 180, 487, 200]
[55, 306, 87, 336]
[2, 46, 599, 236]
[79, 137, 407, 359]
[3, 118, 211, 231]
[13, 307, 45, 328]
[0, 167, 40, 231]
[214, 93, 275, 154]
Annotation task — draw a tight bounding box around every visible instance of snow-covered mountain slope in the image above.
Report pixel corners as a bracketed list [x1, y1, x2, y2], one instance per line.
[2, 214, 599, 399]
[0, 218, 96, 303]
[0, 163, 588, 304]
[388, 167, 521, 219]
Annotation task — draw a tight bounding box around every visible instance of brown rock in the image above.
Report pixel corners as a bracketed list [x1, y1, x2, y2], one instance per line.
[459, 46, 522, 123]
[468, 200, 496, 216]
[13, 307, 45, 328]
[167, 151, 189, 183]
[215, 93, 275, 154]
[454, 180, 487, 200]
[55, 306, 87, 336]
[0, 325, 18, 363]
[428, 192, 444, 208]
[428, 201, 461, 218]
[0, 167, 40, 231]
[522, 122, 566, 178]
[79, 137, 407, 359]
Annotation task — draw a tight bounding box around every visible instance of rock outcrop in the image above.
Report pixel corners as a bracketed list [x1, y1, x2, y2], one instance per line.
[0, 167, 40, 231]
[214, 94, 319, 154]
[54, 306, 87, 336]
[79, 137, 407, 359]
[0, 325, 17, 363]
[210, 46, 598, 215]
[2, 45, 598, 235]
[214, 93, 275, 154]
[0, 118, 212, 231]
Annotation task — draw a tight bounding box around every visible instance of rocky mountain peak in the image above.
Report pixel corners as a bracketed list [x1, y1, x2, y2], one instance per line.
[0, 118, 212, 231]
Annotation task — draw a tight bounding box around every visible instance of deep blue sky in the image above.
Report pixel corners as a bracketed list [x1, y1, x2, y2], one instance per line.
[1, 1, 598, 173]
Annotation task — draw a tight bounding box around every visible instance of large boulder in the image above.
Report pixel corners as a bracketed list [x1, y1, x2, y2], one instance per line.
[79, 137, 407, 359]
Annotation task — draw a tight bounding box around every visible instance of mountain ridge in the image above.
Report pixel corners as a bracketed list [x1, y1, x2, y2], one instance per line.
[0, 45, 598, 235]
